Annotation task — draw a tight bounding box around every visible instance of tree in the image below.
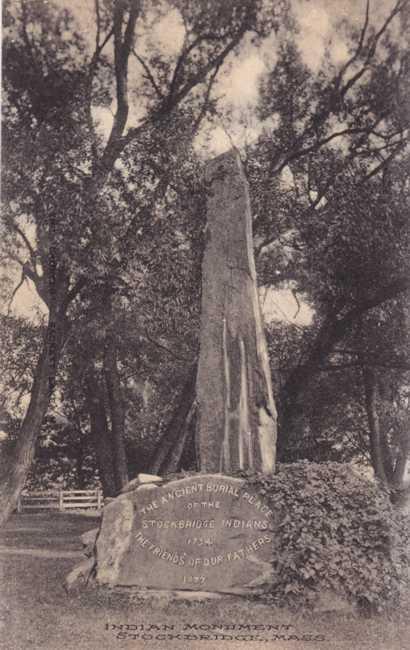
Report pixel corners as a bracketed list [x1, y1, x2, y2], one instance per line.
[245, 0, 410, 477]
[1, 0, 279, 522]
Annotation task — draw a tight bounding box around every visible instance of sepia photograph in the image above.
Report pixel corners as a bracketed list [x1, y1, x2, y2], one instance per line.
[0, 0, 409, 648]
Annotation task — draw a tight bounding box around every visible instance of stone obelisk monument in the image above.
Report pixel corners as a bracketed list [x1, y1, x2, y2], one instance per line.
[66, 148, 278, 595]
[196, 149, 277, 474]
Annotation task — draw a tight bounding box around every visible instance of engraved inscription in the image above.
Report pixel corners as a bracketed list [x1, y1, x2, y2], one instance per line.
[140, 481, 273, 519]
[183, 576, 206, 585]
[222, 519, 268, 529]
[142, 519, 215, 529]
[135, 479, 274, 581]
[187, 537, 214, 546]
[187, 501, 220, 510]
[99, 475, 276, 591]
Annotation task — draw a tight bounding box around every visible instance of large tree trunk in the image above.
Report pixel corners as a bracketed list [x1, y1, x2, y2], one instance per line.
[277, 313, 345, 460]
[0, 348, 49, 526]
[75, 442, 85, 490]
[149, 363, 198, 475]
[103, 340, 128, 491]
[361, 363, 389, 483]
[391, 426, 410, 489]
[0, 307, 65, 526]
[278, 282, 410, 460]
[361, 363, 410, 490]
[277, 376, 307, 462]
[196, 150, 277, 474]
[389, 427, 410, 507]
[85, 375, 117, 498]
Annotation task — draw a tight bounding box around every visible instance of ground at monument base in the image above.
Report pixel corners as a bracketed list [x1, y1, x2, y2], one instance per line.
[1, 512, 410, 650]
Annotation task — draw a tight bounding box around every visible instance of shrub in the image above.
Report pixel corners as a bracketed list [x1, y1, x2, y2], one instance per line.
[241, 462, 410, 613]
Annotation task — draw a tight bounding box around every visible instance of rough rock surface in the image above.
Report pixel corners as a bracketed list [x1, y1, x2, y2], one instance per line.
[81, 527, 99, 557]
[197, 149, 277, 474]
[64, 557, 95, 592]
[95, 474, 277, 594]
[120, 473, 163, 494]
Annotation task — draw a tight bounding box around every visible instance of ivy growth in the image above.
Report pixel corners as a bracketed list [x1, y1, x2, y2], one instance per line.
[240, 462, 409, 613]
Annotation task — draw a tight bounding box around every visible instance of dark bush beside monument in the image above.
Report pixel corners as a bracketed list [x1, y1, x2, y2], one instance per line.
[242, 463, 409, 613]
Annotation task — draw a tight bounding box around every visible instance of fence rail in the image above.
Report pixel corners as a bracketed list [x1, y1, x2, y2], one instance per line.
[17, 488, 103, 512]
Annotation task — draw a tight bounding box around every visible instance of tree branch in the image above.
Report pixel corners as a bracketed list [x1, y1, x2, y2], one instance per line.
[335, 0, 370, 89]
[358, 140, 407, 184]
[319, 361, 410, 372]
[171, 28, 245, 108]
[132, 49, 163, 99]
[275, 125, 382, 176]
[7, 269, 26, 314]
[270, 0, 406, 186]
[99, 0, 140, 171]
[339, 0, 405, 100]
[95, 0, 101, 50]
[281, 276, 410, 407]
[192, 63, 221, 135]
[13, 224, 37, 269]
[87, 8, 115, 164]
[167, 31, 227, 104]
[143, 333, 191, 363]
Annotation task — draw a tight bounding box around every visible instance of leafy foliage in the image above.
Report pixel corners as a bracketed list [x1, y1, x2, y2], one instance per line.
[246, 4, 410, 473]
[243, 463, 410, 613]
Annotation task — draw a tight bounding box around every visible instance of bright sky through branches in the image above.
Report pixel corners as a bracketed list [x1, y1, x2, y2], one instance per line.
[4, 0, 399, 325]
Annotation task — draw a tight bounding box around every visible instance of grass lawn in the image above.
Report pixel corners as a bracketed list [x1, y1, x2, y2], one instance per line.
[0, 513, 409, 650]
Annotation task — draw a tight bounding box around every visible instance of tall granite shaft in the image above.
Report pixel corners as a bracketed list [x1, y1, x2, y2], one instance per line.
[196, 149, 277, 474]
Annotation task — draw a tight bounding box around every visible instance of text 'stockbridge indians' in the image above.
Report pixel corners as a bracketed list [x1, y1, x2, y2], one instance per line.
[76, 150, 279, 595]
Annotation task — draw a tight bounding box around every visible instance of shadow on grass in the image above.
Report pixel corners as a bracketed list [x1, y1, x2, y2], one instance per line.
[0, 512, 101, 551]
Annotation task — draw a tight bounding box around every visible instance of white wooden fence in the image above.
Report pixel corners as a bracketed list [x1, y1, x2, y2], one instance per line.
[16, 488, 103, 512]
